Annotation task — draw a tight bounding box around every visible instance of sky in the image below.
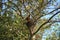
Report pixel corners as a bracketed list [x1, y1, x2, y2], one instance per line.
[42, 0, 60, 40]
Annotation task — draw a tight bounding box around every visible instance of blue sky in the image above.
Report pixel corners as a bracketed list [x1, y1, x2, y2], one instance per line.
[41, 0, 60, 40]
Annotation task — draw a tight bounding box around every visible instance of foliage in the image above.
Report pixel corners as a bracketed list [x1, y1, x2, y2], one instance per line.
[0, 12, 30, 40]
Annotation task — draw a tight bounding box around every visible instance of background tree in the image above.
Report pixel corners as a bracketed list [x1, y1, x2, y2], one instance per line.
[0, 0, 60, 40]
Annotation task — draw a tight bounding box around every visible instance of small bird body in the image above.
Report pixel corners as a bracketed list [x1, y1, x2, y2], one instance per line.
[25, 15, 35, 32]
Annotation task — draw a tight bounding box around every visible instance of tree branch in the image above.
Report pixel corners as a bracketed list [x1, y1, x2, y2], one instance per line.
[1, 1, 23, 18]
[31, 0, 52, 13]
[32, 11, 60, 36]
[34, 7, 60, 23]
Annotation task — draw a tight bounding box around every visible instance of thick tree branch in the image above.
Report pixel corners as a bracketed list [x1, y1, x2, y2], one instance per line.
[32, 11, 60, 36]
